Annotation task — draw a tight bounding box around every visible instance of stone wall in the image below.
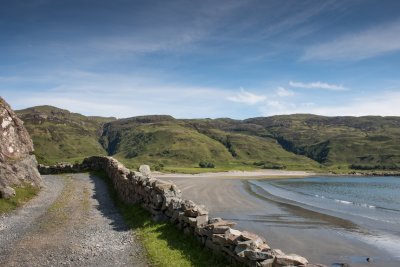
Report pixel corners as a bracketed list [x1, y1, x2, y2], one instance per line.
[0, 97, 42, 199]
[39, 156, 325, 267]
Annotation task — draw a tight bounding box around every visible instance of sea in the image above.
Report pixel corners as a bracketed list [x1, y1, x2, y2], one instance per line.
[248, 176, 400, 259]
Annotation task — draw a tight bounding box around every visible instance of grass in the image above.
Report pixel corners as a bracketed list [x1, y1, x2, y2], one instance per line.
[16, 106, 109, 165]
[0, 184, 39, 214]
[92, 171, 234, 267]
[17, 105, 400, 172]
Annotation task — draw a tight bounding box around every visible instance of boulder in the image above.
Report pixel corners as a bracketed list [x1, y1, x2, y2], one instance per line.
[259, 257, 275, 267]
[208, 217, 223, 224]
[181, 199, 208, 217]
[243, 250, 272, 261]
[275, 254, 309, 266]
[206, 220, 237, 234]
[0, 97, 42, 197]
[138, 165, 151, 177]
[0, 186, 16, 199]
[224, 228, 242, 244]
[212, 234, 230, 246]
[188, 214, 208, 228]
[236, 239, 261, 251]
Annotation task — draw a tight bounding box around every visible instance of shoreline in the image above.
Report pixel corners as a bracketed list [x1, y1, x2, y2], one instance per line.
[154, 169, 316, 179]
[154, 169, 400, 179]
[157, 173, 399, 267]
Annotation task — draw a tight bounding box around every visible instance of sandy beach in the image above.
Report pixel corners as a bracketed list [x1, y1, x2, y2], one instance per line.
[155, 169, 314, 179]
[155, 171, 399, 267]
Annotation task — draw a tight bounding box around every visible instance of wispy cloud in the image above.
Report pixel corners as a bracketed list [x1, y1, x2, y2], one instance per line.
[0, 70, 239, 118]
[289, 81, 346, 91]
[260, 91, 400, 117]
[276, 87, 295, 97]
[227, 88, 267, 105]
[302, 20, 400, 61]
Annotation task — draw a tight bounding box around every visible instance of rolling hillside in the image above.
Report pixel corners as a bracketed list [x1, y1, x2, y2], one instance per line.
[16, 106, 114, 165]
[16, 106, 400, 172]
[245, 115, 400, 170]
[99, 116, 319, 171]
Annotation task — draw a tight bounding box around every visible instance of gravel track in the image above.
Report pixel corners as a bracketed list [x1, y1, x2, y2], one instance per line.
[0, 173, 147, 267]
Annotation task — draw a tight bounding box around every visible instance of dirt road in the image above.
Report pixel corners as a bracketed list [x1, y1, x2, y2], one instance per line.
[0, 173, 147, 267]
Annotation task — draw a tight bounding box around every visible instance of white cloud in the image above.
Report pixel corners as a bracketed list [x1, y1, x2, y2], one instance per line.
[302, 20, 400, 61]
[260, 91, 400, 117]
[289, 81, 346, 91]
[0, 70, 238, 119]
[227, 88, 267, 105]
[276, 87, 295, 97]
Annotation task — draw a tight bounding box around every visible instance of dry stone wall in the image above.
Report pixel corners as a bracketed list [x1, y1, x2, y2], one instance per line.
[39, 156, 326, 267]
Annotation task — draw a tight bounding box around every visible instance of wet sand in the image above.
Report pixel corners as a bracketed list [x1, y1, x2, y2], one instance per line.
[155, 174, 399, 267]
[155, 169, 313, 179]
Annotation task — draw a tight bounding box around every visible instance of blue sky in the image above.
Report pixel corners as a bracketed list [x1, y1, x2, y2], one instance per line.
[1, 0, 400, 119]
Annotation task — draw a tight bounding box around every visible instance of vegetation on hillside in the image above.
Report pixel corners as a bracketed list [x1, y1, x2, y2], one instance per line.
[17, 106, 114, 165]
[17, 106, 400, 173]
[245, 115, 400, 170]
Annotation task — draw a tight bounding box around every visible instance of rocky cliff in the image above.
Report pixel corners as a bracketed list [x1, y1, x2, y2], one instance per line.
[0, 97, 42, 198]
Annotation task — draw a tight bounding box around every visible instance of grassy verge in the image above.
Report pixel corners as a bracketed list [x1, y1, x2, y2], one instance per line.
[91, 171, 234, 267]
[0, 184, 39, 214]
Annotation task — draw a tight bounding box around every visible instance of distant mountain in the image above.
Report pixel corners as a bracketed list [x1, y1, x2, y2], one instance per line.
[17, 106, 400, 172]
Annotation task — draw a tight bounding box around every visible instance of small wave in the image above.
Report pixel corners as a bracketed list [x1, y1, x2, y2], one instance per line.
[333, 199, 376, 209]
[334, 199, 352, 205]
[360, 203, 376, 209]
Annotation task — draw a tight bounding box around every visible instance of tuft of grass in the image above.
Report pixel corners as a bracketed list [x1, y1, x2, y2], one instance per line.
[0, 184, 39, 214]
[92, 171, 235, 267]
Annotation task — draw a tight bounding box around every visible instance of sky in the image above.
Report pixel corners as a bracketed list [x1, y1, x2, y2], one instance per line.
[1, 0, 400, 119]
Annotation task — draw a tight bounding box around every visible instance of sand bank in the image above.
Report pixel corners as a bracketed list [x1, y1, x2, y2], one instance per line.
[156, 174, 398, 267]
[155, 169, 314, 179]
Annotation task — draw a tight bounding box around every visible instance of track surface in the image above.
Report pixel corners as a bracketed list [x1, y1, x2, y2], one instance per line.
[0, 173, 147, 267]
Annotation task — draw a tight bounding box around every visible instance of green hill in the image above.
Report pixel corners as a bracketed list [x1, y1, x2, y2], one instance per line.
[99, 116, 318, 171]
[16, 106, 115, 165]
[17, 106, 400, 172]
[245, 115, 400, 170]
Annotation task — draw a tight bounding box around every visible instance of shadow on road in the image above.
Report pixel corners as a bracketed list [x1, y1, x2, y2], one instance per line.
[88, 173, 130, 232]
[88, 171, 233, 267]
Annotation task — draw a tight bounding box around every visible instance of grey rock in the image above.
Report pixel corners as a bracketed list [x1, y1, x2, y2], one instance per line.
[0, 97, 42, 195]
[258, 257, 275, 267]
[276, 254, 309, 266]
[243, 250, 272, 261]
[138, 165, 151, 177]
[0, 186, 16, 199]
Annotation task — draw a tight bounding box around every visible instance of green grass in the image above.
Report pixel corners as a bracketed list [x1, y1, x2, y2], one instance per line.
[92, 171, 234, 267]
[17, 105, 400, 172]
[16, 106, 110, 165]
[0, 184, 39, 214]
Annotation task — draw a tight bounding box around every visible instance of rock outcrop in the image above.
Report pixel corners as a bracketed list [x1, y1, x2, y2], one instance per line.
[0, 97, 42, 198]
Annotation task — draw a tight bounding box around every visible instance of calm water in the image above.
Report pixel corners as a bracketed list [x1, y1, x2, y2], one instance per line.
[249, 176, 400, 257]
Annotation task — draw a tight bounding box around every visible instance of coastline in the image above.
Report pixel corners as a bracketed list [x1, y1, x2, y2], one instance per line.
[154, 169, 315, 179]
[156, 173, 399, 267]
[155, 168, 400, 179]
